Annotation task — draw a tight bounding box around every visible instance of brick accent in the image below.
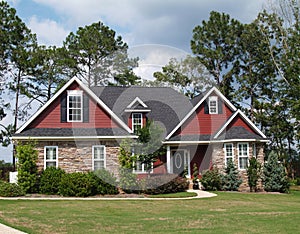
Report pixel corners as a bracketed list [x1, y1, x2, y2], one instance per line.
[211, 142, 264, 191]
[36, 140, 120, 177]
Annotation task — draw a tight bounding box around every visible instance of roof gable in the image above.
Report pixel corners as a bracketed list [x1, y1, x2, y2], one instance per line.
[213, 110, 267, 139]
[16, 77, 133, 134]
[166, 87, 237, 140]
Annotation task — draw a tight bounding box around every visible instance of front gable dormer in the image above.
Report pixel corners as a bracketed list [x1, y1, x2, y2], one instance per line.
[124, 97, 151, 133]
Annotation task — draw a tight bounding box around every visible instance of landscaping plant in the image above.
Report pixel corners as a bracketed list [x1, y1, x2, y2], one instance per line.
[247, 157, 261, 192]
[222, 159, 242, 191]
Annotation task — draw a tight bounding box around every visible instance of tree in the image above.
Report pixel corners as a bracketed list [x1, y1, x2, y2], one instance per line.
[63, 21, 138, 87]
[191, 11, 243, 99]
[221, 159, 242, 191]
[16, 142, 39, 193]
[263, 152, 289, 193]
[134, 121, 166, 175]
[247, 157, 262, 192]
[153, 55, 214, 98]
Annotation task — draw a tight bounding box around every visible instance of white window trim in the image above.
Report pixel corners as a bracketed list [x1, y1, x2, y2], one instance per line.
[133, 158, 153, 174]
[44, 146, 58, 169]
[209, 96, 218, 114]
[224, 143, 234, 166]
[92, 145, 106, 171]
[252, 143, 257, 158]
[237, 143, 249, 170]
[67, 90, 83, 122]
[132, 113, 143, 133]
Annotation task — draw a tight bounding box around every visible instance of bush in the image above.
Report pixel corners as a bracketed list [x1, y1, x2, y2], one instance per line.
[143, 174, 188, 195]
[0, 181, 25, 197]
[118, 168, 141, 193]
[39, 167, 65, 195]
[200, 167, 222, 191]
[263, 152, 289, 193]
[58, 172, 96, 197]
[222, 159, 242, 191]
[16, 142, 39, 193]
[90, 170, 118, 195]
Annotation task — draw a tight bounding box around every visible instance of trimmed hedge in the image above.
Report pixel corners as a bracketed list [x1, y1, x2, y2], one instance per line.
[200, 167, 222, 191]
[143, 174, 189, 195]
[0, 181, 25, 197]
[58, 171, 118, 197]
[39, 167, 65, 195]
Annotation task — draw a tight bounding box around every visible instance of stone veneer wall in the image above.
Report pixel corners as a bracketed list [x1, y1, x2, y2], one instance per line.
[36, 140, 120, 178]
[211, 142, 264, 191]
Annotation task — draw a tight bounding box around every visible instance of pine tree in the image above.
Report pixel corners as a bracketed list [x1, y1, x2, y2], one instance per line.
[247, 157, 261, 192]
[222, 159, 242, 191]
[263, 152, 289, 193]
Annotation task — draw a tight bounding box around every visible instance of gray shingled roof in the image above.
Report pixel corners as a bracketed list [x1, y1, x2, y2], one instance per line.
[90, 86, 193, 135]
[216, 126, 264, 140]
[14, 128, 130, 137]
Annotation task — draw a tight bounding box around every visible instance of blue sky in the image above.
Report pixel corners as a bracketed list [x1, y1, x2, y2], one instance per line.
[1, 0, 267, 162]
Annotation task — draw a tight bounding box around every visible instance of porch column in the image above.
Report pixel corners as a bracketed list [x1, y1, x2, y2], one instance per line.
[166, 146, 171, 173]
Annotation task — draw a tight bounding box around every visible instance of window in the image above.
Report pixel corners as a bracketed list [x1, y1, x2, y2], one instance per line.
[93, 146, 106, 170]
[132, 113, 143, 133]
[133, 156, 153, 173]
[44, 146, 58, 169]
[252, 143, 257, 158]
[67, 90, 83, 122]
[238, 143, 249, 170]
[209, 96, 218, 114]
[224, 143, 234, 166]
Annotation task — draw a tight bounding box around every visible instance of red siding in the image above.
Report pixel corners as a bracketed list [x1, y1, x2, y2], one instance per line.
[179, 101, 233, 135]
[128, 113, 147, 131]
[227, 115, 256, 134]
[28, 86, 120, 129]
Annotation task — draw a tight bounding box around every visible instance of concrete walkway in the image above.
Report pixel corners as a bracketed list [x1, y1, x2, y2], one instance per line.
[0, 190, 216, 233]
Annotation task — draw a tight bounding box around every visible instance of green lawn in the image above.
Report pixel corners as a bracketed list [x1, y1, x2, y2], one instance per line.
[0, 191, 300, 234]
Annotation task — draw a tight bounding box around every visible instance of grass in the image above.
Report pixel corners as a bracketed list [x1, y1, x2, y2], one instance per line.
[0, 191, 300, 233]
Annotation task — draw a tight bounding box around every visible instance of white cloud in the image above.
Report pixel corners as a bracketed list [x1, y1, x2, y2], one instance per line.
[28, 16, 69, 46]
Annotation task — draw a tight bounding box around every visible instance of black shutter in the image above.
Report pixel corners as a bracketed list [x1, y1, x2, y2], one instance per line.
[61, 92, 67, 122]
[204, 100, 209, 114]
[83, 93, 89, 122]
[218, 98, 223, 114]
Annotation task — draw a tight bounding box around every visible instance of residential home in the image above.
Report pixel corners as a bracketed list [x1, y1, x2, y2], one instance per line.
[12, 77, 268, 190]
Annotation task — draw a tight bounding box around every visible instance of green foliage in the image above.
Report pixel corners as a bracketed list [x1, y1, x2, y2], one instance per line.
[118, 168, 141, 193]
[118, 138, 135, 169]
[153, 55, 214, 98]
[0, 160, 14, 181]
[143, 175, 189, 195]
[222, 159, 242, 191]
[58, 171, 118, 197]
[191, 11, 243, 99]
[0, 180, 25, 197]
[263, 152, 290, 193]
[63, 21, 138, 86]
[58, 172, 96, 197]
[200, 167, 222, 191]
[192, 163, 199, 182]
[39, 167, 65, 195]
[247, 157, 261, 192]
[91, 170, 118, 195]
[16, 142, 38, 193]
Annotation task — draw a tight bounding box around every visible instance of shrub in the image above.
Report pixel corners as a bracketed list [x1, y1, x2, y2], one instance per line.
[143, 174, 188, 195]
[297, 178, 300, 186]
[263, 152, 289, 193]
[16, 142, 39, 193]
[90, 170, 118, 195]
[200, 167, 222, 191]
[247, 157, 261, 192]
[118, 168, 141, 193]
[222, 159, 242, 191]
[58, 172, 96, 197]
[0, 181, 25, 197]
[39, 167, 65, 195]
